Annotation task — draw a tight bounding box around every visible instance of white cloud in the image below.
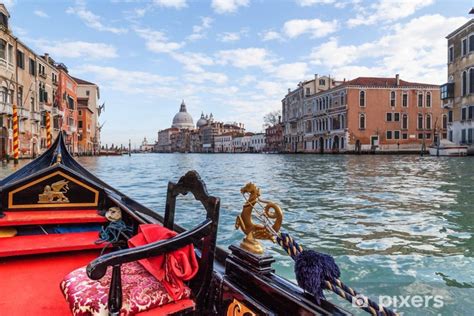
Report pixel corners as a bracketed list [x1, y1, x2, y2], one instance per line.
[66, 1, 127, 34]
[34, 10, 49, 18]
[311, 14, 468, 84]
[219, 32, 241, 42]
[34, 40, 118, 59]
[187, 72, 228, 84]
[347, 0, 434, 27]
[72, 64, 176, 95]
[218, 28, 248, 42]
[239, 75, 257, 85]
[211, 0, 249, 14]
[215, 48, 274, 69]
[135, 28, 184, 53]
[283, 18, 338, 38]
[256, 81, 286, 97]
[271, 62, 308, 81]
[172, 52, 214, 72]
[2, 0, 15, 8]
[295, 0, 335, 6]
[187, 17, 213, 41]
[260, 30, 283, 42]
[152, 0, 187, 9]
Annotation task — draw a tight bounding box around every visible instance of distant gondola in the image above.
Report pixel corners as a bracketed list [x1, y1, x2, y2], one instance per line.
[0, 133, 351, 315]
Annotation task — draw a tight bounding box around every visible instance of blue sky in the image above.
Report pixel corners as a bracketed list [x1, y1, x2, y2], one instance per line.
[3, 0, 471, 147]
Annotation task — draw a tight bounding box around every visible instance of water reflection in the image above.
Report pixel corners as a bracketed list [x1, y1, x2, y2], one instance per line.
[2, 154, 473, 315]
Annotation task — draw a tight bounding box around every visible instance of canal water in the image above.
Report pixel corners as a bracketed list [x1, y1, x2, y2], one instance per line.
[2, 154, 473, 315]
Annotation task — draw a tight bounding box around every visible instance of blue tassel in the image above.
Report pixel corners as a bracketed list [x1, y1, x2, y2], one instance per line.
[294, 250, 340, 302]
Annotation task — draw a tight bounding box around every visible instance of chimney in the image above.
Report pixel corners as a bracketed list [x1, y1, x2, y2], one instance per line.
[44, 53, 49, 63]
[288, 88, 291, 94]
[314, 74, 318, 92]
[328, 75, 332, 89]
[396, 74, 400, 86]
[278, 115, 281, 124]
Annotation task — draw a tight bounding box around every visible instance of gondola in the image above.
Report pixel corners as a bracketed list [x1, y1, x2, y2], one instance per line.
[0, 133, 352, 315]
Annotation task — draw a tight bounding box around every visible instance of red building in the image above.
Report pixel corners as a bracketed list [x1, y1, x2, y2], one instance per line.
[55, 64, 78, 153]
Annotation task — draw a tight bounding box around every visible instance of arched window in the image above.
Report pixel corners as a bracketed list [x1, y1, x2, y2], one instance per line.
[426, 92, 431, 107]
[462, 71, 467, 96]
[402, 114, 408, 130]
[341, 115, 345, 129]
[442, 114, 447, 129]
[359, 90, 365, 107]
[359, 113, 366, 129]
[426, 114, 432, 130]
[390, 91, 396, 107]
[470, 68, 474, 94]
[418, 93, 423, 107]
[418, 113, 423, 129]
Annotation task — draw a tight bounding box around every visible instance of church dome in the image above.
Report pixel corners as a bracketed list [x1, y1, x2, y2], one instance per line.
[172, 100, 194, 129]
[196, 112, 208, 128]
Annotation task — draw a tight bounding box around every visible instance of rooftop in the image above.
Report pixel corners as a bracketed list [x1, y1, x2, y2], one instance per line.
[72, 77, 97, 86]
[340, 76, 438, 88]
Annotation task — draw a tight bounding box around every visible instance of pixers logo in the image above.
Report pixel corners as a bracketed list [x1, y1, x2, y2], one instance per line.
[379, 295, 444, 309]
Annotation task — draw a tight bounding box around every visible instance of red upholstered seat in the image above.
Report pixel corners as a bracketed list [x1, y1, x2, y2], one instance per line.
[61, 261, 193, 316]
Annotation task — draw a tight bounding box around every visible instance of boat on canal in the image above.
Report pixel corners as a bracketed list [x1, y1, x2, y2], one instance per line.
[0, 133, 385, 315]
[428, 139, 468, 156]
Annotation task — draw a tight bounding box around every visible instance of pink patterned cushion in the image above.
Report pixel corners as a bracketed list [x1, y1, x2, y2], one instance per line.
[60, 261, 192, 316]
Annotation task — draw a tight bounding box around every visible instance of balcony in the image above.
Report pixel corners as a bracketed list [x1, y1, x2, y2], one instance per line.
[19, 108, 30, 120]
[440, 83, 454, 100]
[52, 107, 64, 117]
[0, 102, 13, 115]
[443, 100, 454, 109]
[30, 111, 41, 122]
[0, 58, 14, 73]
[69, 126, 77, 133]
[39, 102, 52, 112]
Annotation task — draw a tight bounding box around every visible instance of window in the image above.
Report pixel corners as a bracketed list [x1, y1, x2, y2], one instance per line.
[67, 96, 74, 109]
[448, 45, 454, 63]
[402, 114, 408, 129]
[78, 110, 82, 116]
[305, 88, 310, 96]
[402, 133, 408, 140]
[394, 113, 400, 122]
[17, 86, 23, 107]
[426, 114, 432, 130]
[449, 130, 453, 141]
[359, 90, 365, 107]
[470, 34, 474, 52]
[462, 38, 467, 56]
[319, 79, 325, 85]
[16, 50, 24, 69]
[469, 106, 474, 120]
[7, 44, 12, 63]
[359, 113, 366, 129]
[0, 12, 8, 29]
[418, 113, 423, 129]
[394, 131, 400, 139]
[386, 112, 393, 122]
[426, 92, 431, 107]
[448, 110, 453, 123]
[418, 93, 423, 107]
[462, 71, 467, 96]
[386, 131, 393, 140]
[402, 92, 408, 107]
[470, 68, 474, 94]
[340, 93, 345, 105]
[461, 129, 466, 143]
[440, 83, 454, 99]
[0, 39, 5, 59]
[462, 107, 467, 121]
[418, 133, 424, 140]
[78, 121, 83, 128]
[390, 91, 396, 107]
[442, 114, 447, 129]
[469, 128, 474, 144]
[426, 133, 431, 139]
[29, 58, 36, 76]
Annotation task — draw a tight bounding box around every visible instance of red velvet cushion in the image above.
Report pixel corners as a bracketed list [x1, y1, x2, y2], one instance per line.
[60, 261, 191, 316]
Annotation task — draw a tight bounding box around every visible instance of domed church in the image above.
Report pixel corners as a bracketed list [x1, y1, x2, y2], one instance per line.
[171, 100, 194, 130]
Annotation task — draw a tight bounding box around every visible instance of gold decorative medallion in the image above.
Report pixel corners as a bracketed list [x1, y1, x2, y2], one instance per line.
[38, 179, 70, 203]
[226, 298, 256, 316]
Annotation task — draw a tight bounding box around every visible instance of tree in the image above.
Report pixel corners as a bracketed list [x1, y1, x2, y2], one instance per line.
[263, 110, 282, 128]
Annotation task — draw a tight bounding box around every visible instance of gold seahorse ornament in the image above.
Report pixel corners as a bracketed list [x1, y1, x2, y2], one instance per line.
[235, 182, 283, 254]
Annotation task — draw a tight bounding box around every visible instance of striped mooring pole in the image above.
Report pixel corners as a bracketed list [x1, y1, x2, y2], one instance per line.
[12, 104, 19, 165]
[46, 111, 52, 148]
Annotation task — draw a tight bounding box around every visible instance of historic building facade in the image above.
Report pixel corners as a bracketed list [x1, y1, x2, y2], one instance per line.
[264, 121, 284, 153]
[0, 4, 101, 158]
[282, 75, 339, 153]
[300, 76, 443, 153]
[442, 19, 474, 153]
